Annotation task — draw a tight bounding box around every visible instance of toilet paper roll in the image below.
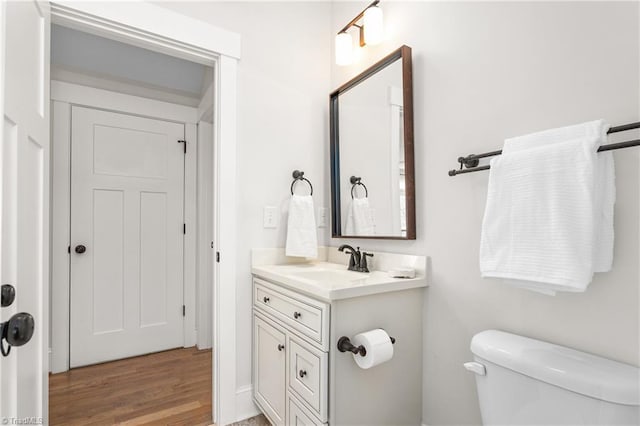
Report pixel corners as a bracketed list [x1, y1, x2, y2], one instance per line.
[351, 328, 394, 369]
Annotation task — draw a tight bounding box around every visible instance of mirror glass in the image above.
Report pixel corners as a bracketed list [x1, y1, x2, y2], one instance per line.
[330, 46, 415, 239]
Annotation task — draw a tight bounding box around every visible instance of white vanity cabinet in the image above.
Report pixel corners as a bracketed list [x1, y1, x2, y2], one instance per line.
[252, 258, 426, 426]
[253, 278, 329, 425]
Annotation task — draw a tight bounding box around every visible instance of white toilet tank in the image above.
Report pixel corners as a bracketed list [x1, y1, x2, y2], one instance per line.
[465, 330, 640, 425]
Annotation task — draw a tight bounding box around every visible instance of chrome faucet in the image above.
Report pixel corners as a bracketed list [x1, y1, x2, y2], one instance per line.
[338, 245, 374, 273]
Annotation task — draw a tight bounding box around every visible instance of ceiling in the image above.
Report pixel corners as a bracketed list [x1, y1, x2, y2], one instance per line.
[51, 24, 213, 107]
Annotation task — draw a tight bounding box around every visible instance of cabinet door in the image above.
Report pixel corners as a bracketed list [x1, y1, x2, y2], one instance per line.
[288, 337, 328, 422]
[254, 314, 287, 425]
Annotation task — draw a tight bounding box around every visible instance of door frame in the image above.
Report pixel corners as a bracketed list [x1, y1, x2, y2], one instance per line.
[50, 81, 199, 371]
[49, 2, 243, 424]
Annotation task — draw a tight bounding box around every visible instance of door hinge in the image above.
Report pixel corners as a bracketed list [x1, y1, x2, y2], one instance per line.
[67, 245, 70, 254]
[182, 305, 186, 317]
[216, 251, 220, 263]
[178, 139, 186, 154]
[211, 241, 214, 249]
[183, 223, 186, 234]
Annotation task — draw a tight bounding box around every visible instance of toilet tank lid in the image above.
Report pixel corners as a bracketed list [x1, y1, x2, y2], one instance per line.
[470, 330, 640, 406]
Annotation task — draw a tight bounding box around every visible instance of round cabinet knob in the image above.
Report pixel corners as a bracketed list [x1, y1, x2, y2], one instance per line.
[293, 312, 301, 319]
[5, 312, 35, 347]
[299, 370, 307, 378]
[277, 344, 285, 351]
[75, 245, 86, 254]
[1, 284, 16, 307]
[263, 296, 270, 303]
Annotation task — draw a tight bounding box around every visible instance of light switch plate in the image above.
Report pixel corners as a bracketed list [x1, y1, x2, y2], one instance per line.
[318, 207, 328, 228]
[263, 206, 277, 228]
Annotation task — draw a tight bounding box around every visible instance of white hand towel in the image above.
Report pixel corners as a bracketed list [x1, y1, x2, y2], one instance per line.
[345, 197, 375, 236]
[480, 120, 615, 294]
[286, 195, 318, 258]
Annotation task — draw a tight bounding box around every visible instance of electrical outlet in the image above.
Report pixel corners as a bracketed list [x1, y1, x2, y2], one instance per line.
[318, 207, 328, 228]
[263, 206, 277, 228]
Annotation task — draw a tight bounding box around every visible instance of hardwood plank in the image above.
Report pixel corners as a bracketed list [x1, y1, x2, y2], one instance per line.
[119, 401, 202, 425]
[49, 347, 212, 425]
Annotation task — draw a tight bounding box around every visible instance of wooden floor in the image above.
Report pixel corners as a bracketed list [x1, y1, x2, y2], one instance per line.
[50, 347, 212, 426]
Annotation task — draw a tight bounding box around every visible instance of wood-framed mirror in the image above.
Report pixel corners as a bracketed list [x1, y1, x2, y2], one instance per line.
[330, 45, 415, 240]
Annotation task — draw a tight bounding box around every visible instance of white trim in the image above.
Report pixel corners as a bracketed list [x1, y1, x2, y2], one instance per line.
[51, 80, 198, 124]
[184, 123, 198, 348]
[196, 121, 213, 350]
[214, 54, 239, 425]
[197, 81, 214, 123]
[50, 1, 241, 62]
[235, 385, 260, 423]
[50, 101, 71, 373]
[50, 5, 240, 424]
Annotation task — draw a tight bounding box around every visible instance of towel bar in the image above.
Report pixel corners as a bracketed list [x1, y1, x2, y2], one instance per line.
[448, 121, 640, 176]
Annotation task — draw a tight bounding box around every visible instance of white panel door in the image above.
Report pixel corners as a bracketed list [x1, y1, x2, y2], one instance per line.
[70, 106, 185, 367]
[0, 0, 50, 422]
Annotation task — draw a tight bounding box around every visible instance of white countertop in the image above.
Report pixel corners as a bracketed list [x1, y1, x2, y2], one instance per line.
[251, 259, 428, 301]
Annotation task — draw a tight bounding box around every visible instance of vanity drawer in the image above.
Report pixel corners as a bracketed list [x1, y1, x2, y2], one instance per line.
[288, 337, 328, 422]
[254, 278, 329, 348]
[288, 394, 327, 426]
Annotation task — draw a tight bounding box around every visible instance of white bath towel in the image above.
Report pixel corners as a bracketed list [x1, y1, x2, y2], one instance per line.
[480, 120, 615, 294]
[286, 195, 318, 258]
[345, 197, 375, 236]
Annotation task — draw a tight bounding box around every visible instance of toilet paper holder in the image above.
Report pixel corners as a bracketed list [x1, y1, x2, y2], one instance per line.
[337, 334, 396, 357]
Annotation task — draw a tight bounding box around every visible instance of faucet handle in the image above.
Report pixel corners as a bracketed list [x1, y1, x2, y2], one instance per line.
[359, 251, 374, 273]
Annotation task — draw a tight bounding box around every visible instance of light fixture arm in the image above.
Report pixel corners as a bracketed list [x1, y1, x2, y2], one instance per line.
[338, 0, 380, 47]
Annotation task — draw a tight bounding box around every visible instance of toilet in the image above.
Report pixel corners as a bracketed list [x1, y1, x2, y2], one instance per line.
[465, 330, 640, 425]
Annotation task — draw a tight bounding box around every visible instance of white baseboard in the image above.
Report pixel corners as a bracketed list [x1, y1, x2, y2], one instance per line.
[235, 385, 260, 423]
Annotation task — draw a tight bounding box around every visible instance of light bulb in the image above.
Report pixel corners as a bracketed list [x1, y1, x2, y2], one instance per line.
[335, 32, 353, 66]
[363, 5, 384, 45]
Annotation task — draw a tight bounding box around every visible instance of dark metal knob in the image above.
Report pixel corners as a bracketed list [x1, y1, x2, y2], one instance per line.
[293, 311, 301, 319]
[1, 284, 15, 307]
[299, 370, 307, 378]
[263, 296, 270, 303]
[277, 344, 285, 351]
[75, 245, 86, 254]
[0, 312, 35, 356]
[4, 312, 34, 347]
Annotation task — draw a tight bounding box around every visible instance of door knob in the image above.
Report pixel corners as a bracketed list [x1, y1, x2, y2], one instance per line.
[75, 245, 86, 254]
[1, 284, 15, 307]
[0, 312, 35, 357]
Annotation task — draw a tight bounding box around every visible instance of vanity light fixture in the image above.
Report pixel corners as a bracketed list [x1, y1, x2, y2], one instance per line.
[335, 0, 384, 65]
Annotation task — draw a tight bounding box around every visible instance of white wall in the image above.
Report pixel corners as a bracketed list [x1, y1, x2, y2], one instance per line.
[156, 1, 332, 392]
[330, 2, 639, 425]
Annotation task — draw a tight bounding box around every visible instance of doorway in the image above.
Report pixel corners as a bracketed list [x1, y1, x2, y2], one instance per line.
[49, 23, 215, 421]
[1, 2, 242, 423]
